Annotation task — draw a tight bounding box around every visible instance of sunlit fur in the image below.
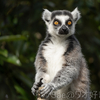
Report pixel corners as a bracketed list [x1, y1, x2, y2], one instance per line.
[32, 8, 90, 100]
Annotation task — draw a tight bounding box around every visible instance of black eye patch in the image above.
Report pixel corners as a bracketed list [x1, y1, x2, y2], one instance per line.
[66, 19, 72, 26]
[53, 19, 61, 26]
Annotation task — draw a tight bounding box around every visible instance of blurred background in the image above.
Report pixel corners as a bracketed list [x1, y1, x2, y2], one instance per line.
[0, 0, 100, 100]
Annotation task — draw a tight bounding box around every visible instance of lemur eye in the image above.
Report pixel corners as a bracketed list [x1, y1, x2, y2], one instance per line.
[67, 20, 72, 26]
[54, 21, 59, 25]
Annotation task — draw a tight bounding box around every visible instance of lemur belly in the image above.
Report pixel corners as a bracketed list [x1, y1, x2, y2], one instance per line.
[43, 41, 67, 81]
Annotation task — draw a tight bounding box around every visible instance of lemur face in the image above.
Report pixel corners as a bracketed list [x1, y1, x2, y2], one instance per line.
[42, 8, 80, 37]
[51, 14, 73, 36]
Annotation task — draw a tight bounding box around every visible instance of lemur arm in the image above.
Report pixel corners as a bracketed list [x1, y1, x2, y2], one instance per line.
[51, 62, 79, 90]
[51, 48, 82, 90]
[40, 46, 82, 98]
[31, 46, 49, 95]
[34, 54, 47, 83]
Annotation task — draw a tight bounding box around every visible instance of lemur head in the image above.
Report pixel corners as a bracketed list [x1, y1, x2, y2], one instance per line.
[42, 8, 81, 37]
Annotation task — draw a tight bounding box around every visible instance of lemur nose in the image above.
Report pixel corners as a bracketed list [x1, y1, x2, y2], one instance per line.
[62, 25, 67, 32]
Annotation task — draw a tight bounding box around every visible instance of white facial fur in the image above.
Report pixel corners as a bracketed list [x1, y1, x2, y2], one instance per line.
[42, 8, 81, 37]
[56, 15, 69, 25]
[48, 15, 71, 36]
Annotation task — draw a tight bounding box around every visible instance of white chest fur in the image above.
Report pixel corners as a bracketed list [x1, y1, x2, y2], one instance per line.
[43, 39, 68, 81]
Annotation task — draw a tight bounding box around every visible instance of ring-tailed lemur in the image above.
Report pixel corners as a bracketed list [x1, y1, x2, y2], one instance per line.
[31, 8, 91, 100]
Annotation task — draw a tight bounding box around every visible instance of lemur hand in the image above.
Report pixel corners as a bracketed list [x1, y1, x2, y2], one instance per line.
[31, 78, 43, 95]
[40, 83, 55, 99]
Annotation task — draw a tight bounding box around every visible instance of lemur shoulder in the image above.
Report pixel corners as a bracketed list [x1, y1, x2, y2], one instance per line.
[31, 8, 91, 100]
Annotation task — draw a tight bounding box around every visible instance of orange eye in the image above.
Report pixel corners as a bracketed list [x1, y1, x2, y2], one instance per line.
[54, 21, 59, 25]
[68, 21, 72, 25]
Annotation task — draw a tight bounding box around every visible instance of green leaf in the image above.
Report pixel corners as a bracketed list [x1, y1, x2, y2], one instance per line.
[0, 59, 4, 65]
[0, 49, 8, 57]
[16, 72, 32, 87]
[0, 53, 21, 66]
[98, 25, 100, 31]
[14, 85, 29, 100]
[13, 17, 18, 24]
[0, 35, 27, 42]
[6, 54, 22, 66]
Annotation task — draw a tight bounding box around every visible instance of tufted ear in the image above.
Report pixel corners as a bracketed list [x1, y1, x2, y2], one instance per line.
[71, 7, 81, 23]
[42, 9, 52, 23]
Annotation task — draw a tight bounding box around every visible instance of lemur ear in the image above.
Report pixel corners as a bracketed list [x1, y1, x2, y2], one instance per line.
[42, 9, 51, 23]
[71, 7, 81, 23]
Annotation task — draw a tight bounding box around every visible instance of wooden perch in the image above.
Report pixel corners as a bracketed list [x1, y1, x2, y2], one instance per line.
[37, 87, 45, 100]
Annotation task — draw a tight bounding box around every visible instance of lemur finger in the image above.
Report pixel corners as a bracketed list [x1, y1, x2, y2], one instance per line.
[40, 85, 48, 93]
[40, 86, 50, 95]
[31, 88, 36, 95]
[41, 88, 51, 98]
[33, 85, 38, 90]
[45, 89, 53, 99]
[37, 78, 43, 87]
[41, 83, 46, 87]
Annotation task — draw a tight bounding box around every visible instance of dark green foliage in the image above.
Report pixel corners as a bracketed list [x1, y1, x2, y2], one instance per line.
[0, 0, 100, 100]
